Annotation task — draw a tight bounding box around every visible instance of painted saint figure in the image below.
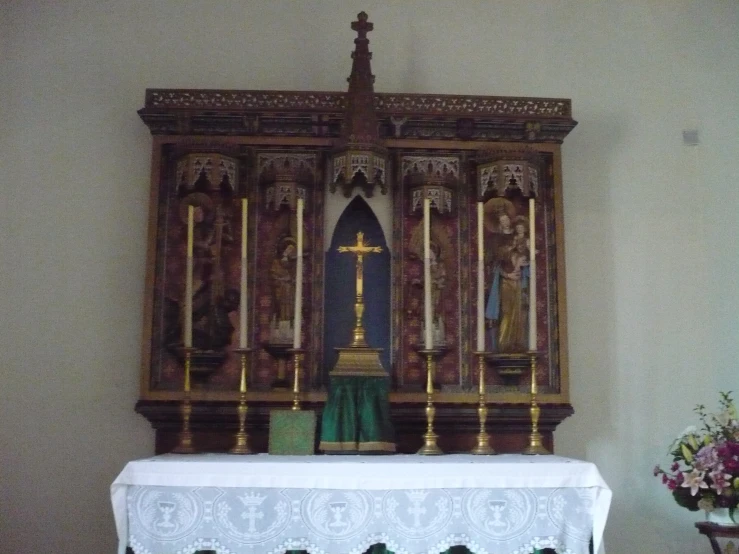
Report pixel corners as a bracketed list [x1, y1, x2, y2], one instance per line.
[429, 241, 447, 330]
[191, 203, 238, 349]
[270, 237, 297, 324]
[485, 203, 530, 352]
[165, 194, 237, 355]
[408, 224, 449, 346]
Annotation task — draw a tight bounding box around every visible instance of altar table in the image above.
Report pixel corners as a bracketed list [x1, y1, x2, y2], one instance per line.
[111, 454, 611, 554]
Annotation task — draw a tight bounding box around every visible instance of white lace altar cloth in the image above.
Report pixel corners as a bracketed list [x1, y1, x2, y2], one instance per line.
[111, 454, 611, 554]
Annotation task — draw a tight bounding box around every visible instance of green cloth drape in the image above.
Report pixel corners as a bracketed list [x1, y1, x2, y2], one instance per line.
[319, 375, 395, 453]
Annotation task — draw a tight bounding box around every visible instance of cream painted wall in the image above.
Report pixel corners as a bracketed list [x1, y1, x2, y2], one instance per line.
[1, 1, 737, 553]
[325, 191, 394, 253]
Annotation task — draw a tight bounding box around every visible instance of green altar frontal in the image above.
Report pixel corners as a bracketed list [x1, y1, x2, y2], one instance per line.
[319, 375, 395, 453]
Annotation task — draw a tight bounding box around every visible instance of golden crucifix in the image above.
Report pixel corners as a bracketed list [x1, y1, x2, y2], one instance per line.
[338, 231, 382, 347]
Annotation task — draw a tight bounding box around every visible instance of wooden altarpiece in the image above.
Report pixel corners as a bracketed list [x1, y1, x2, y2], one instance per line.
[135, 12, 577, 454]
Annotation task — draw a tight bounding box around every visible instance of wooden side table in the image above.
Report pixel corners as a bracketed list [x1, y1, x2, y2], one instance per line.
[696, 522, 739, 553]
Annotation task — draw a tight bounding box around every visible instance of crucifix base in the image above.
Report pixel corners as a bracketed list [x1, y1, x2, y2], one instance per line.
[331, 347, 387, 377]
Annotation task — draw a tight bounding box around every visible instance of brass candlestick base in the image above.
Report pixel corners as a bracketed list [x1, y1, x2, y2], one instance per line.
[290, 349, 304, 411]
[471, 352, 495, 455]
[522, 352, 551, 455]
[172, 348, 196, 454]
[230, 348, 253, 455]
[417, 350, 443, 455]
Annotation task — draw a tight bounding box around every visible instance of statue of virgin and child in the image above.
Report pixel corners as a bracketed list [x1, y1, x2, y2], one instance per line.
[484, 199, 532, 353]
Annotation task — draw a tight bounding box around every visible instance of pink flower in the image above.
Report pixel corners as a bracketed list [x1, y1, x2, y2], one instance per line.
[681, 470, 709, 496]
[709, 469, 732, 494]
[671, 462, 680, 472]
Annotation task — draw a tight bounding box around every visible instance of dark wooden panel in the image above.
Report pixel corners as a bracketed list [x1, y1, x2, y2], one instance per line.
[137, 400, 572, 455]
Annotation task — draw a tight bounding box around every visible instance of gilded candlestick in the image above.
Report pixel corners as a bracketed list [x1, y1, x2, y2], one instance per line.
[230, 348, 253, 454]
[291, 349, 303, 411]
[471, 353, 495, 455]
[173, 349, 196, 454]
[522, 352, 551, 455]
[417, 351, 443, 455]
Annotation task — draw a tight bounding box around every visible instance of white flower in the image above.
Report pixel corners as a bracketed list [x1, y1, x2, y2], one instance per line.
[682, 469, 709, 496]
[717, 410, 734, 427]
[670, 426, 699, 451]
[679, 425, 698, 438]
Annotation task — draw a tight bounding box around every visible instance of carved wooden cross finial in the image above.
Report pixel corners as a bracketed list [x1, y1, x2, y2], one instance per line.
[351, 11, 373, 40]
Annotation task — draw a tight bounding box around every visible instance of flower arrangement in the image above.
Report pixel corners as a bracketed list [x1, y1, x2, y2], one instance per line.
[654, 392, 739, 520]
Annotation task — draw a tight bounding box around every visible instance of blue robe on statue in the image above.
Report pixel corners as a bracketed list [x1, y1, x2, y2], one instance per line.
[485, 264, 529, 352]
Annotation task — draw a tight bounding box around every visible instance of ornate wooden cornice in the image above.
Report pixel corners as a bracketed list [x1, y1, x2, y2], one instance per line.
[142, 89, 572, 116]
[139, 89, 577, 142]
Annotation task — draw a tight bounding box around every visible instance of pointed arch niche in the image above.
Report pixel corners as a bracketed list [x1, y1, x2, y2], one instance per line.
[323, 196, 391, 378]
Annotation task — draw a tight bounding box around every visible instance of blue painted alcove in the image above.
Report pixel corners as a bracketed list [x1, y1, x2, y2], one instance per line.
[323, 196, 391, 378]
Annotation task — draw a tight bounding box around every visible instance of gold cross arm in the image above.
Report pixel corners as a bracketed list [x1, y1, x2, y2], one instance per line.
[337, 231, 382, 256]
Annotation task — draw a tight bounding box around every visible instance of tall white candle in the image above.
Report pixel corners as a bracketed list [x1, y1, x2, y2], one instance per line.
[184, 205, 194, 348]
[476, 202, 485, 351]
[528, 198, 537, 351]
[423, 197, 433, 350]
[239, 198, 248, 348]
[293, 198, 304, 349]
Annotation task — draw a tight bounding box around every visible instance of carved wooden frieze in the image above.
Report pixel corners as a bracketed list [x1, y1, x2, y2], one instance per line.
[143, 89, 572, 117]
[139, 90, 576, 142]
